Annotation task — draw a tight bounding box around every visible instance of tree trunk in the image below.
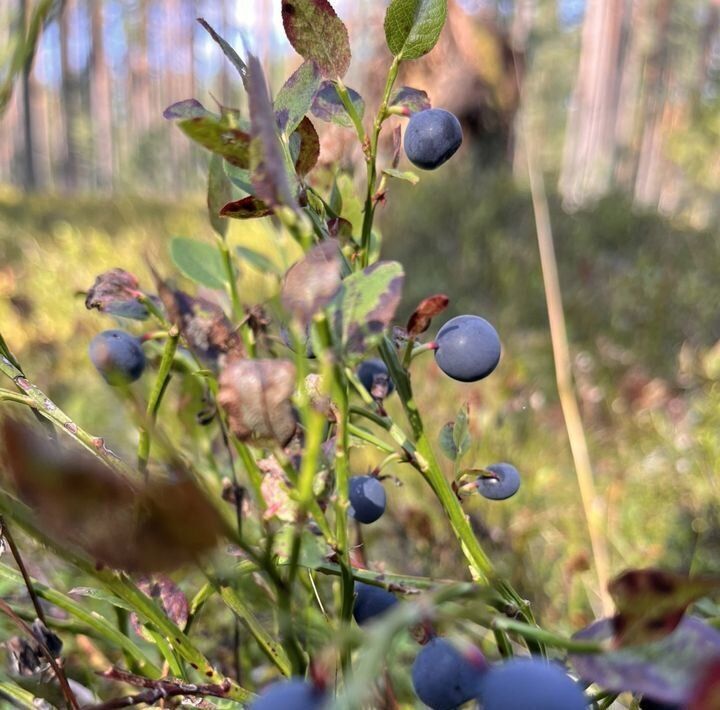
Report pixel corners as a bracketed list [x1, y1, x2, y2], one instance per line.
[89, 0, 113, 189]
[19, 0, 37, 191]
[59, 0, 78, 189]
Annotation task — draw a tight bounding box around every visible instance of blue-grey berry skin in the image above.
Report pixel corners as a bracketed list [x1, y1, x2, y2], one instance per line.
[434, 315, 501, 383]
[404, 108, 463, 170]
[89, 330, 145, 386]
[352, 582, 398, 626]
[357, 358, 394, 398]
[348, 475, 386, 524]
[249, 679, 325, 710]
[411, 637, 486, 710]
[477, 463, 520, 501]
[477, 658, 587, 710]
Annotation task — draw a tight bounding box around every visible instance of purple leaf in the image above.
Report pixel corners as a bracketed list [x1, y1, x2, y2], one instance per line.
[291, 116, 321, 177]
[311, 80, 364, 128]
[220, 195, 274, 219]
[163, 98, 212, 120]
[274, 60, 322, 136]
[389, 86, 431, 116]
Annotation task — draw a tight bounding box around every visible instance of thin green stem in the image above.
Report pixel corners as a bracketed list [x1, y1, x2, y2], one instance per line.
[138, 327, 179, 474]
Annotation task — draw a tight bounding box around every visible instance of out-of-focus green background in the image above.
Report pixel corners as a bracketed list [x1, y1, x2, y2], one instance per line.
[1, 0, 720, 637]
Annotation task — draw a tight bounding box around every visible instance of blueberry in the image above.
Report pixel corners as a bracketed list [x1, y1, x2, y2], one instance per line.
[348, 475, 386, 524]
[434, 315, 501, 382]
[411, 637, 486, 710]
[89, 330, 146, 386]
[356, 358, 394, 399]
[477, 658, 587, 710]
[404, 108, 463, 170]
[352, 582, 398, 626]
[249, 678, 325, 710]
[477, 463, 520, 501]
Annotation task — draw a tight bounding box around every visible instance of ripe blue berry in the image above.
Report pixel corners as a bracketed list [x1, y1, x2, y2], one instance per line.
[434, 315, 501, 382]
[352, 582, 398, 626]
[249, 679, 325, 710]
[477, 463, 520, 501]
[412, 637, 486, 710]
[89, 330, 146, 386]
[348, 475, 386, 524]
[404, 108, 463, 170]
[478, 658, 587, 710]
[357, 358, 394, 399]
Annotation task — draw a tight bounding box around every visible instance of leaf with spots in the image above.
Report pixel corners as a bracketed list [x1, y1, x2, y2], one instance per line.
[329, 261, 405, 355]
[166, 99, 251, 168]
[571, 616, 720, 706]
[274, 60, 322, 137]
[281, 0, 351, 78]
[281, 241, 341, 325]
[311, 80, 364, 129]
[384, 0, 448, 60]
[389, 86, 431, 115]
[609, 568, 720, 647]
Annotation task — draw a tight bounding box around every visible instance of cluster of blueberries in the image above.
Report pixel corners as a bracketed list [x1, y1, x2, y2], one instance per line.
[251, 581, 588, 709]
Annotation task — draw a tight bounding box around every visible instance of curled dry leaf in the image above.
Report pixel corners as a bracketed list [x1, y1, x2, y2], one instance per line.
[609, 568, 720, 647]
[406, 294, 449, 337]
[218, 359, 298, 446]
[151, 267, 244, 365]
[281, 241, 341, 326]
[132, 576, 189, 637]
[304, 373, 334, 420]
[0, 420, 224, 573]
[85, 268, 149, 320]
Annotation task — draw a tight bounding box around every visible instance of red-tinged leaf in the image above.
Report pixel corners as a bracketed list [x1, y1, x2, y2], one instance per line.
[220, 196, 274, 219]
[150, 268, 244, 365]
[571, 616, 720, 705]
[133, 576, 189, 632]
[327, 216, 353, 241]
[281, 241, 342, 325]
[281, 0, 351, 78]
[247, 52, 298, 208]
[218, 359, 298, 446]
[197, 18, 249, 90]
[388, 86, 431, 116]
[609, 568, 720, 647]
[406, 293, 449, 337]
[311, 80, 364, 128]
[1, 420, 224, 573]
[329, 261, 405, 355]
[291, 116, 321, 177]
[85, 269, 149, 320]
[687, 658, 720, 710]
[274, 60, 322, 137]
[163, 98, 213, 120]
[176, 113, 251, 168]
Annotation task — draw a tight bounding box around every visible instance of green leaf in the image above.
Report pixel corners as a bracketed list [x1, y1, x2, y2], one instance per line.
[197, 18, 248, 90]
[281, 0, 351, 78]
[67, 586, 136, 612]
[453, 402, 471, 459]
[208, 154, 232, 238]
[438, 421, 458, 461]
[274, 60, 322, 137]
[236, 246, 284, 277]
[176, 111, 251, 168]
[170, 237, 227, 290]
[225, 164, 253, 193]
[311, 80, 364, 128]
[384, 0, 448, 60]
[273, 527, 328, 570]
[382, 167, 420, 184]
[329, 261, 405, 355]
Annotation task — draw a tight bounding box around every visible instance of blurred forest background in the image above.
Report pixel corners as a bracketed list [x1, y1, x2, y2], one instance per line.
[1, 0, 720, 630]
